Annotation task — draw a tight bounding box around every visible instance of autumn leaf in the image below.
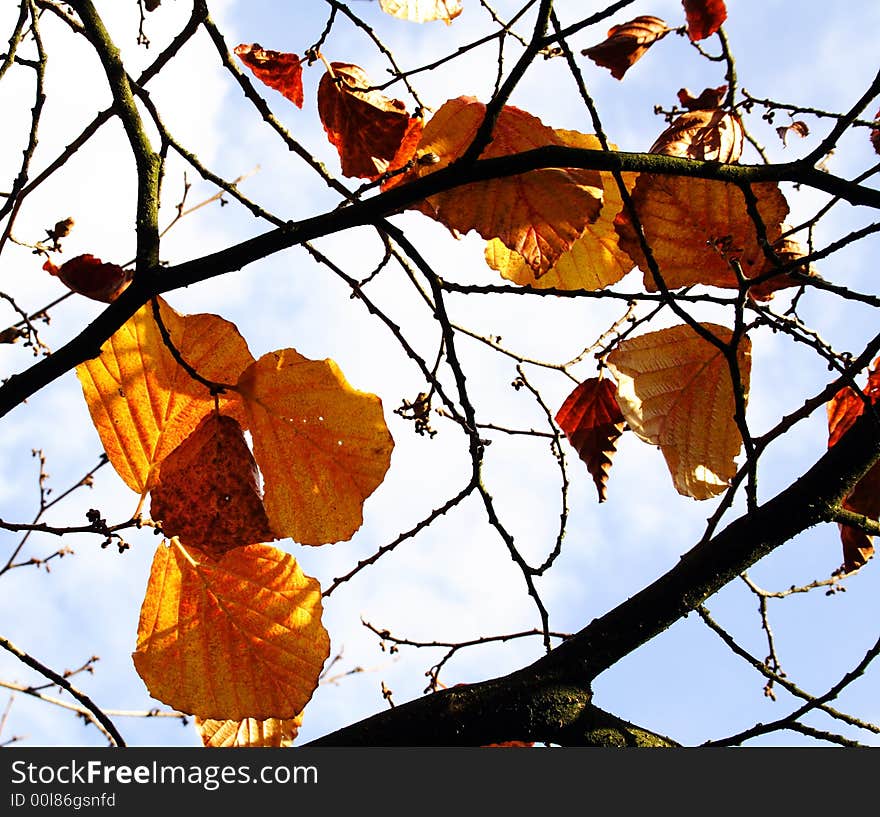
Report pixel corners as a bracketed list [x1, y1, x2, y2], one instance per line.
[613, 175, 803, 299]
[133, 542, 329, 721]
[396, 97, 603, 277]
[677, 85, 727, 110]
[649, 108, 743, 163]
[581, 16, 672, 80]
[379, 0, 462, 24]
[43, 254, 131, 302]
[149, 414, 274, 559]
[234, 44, 304, 108]
[776, 121, 809, 147]
[196, 715, 302, 748]
[485, 131, 636, 289]
[317, 62, 421, 180]
[682, 0, 727, 42]
[555, 377, 626, 502]
[827, 360, 880, 570]
[606, 323, 750, 500]
[77, 298, 254, 495]
[237, 349, 394, 546]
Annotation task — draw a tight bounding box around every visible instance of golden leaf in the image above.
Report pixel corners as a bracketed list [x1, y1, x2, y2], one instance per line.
[486, 131, 636, 289]
[379, 0, 462, 24]
[237, 349, 394, 546]
[133, 542, 329, 721]
[77, 298, 254, 495]
[195, 715, 302, 748]
[394, 97, 603, 277]
[605, 323, 751, 499]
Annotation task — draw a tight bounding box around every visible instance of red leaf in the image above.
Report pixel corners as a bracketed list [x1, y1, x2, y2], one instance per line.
[555, 377, 626, 502]
[317, 62, 417, 180]
[581, 16, 672, 80]
[43, 254, 131, 302]
[234, 44, 304, 108]
[682, 0, 727, 41]
[826, 358, 880, 571]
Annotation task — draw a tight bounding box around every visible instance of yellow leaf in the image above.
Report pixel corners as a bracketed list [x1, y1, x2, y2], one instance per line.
[605, 323, 751, 499]
[77, 298, 254, 495]
[195, 715, 302, 747]
[394, 97, 603, 277]
[237, 349, 394, 546]
[486, 132, 636, 289]
[379, 0, 462, 24]
[133, 542, 329, 721]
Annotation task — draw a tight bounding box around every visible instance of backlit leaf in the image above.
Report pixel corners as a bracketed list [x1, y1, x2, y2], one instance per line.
[613, 175, 800, 299]
[827, 359, 880, 570]
[606, 323, 750, 499]
[317, 62, 420, 180]
[196, 715, 302, 747]
[77, 298, 254, 495]
[234, 44, 304, 108]
[581, 16, 672, 80]
[379, 0, 462, 24]
[396, 97, 603, 277]
[682, 0, 727, 42]
[485, 131, 636, 289]
[649, 109, 743, 163]
[133, 542, 329, 721]
[149, 414, 274, 559]
[43, 254, 131, 303]
[237, 349, 394, 546]
[555, 377, 626, 502]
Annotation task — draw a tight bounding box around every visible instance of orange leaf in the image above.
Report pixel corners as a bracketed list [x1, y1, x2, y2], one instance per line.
[581, 16, 672, 80]
[649, 109, 743, 163]
[196, 715, 302, 747]
[682, 0, 727, 42]
[485, 132, 636, 289]
[43, 254, 131, 302]
[555, 377, 626, 502]
[606, 323, 750, 500]
[149, 414, 274, 559]
[133, 542, 329, 721]
[827, 359, 880, 570]
[613, 175, 803, 299]
[237, 349, 394, 546]
[77, 298, 254, 495]
[379, 0, 462, 24]
[397, 97, 603, 277]
[234, 44, 304, 108]
[318, 62, 418, 180]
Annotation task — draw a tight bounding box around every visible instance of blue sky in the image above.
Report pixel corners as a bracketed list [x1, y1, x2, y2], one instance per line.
[0, 0, 879, 748]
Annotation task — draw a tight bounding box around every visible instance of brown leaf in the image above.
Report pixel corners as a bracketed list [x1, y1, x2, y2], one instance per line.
[318, 62, 418, 180]
[650, 108, 743, 163]
[582, 16, 672, 80]
[677, 86, 727, 110]
[682, 0, 727, 42]
[43, 254, 131, 303]
[827, 359, 880, 570]
[149, 414, 274, 559]
[392, 97, 603, 277]
[613, 175, 798, 299]
[555, 377, 626, 502]
[485, 132, 637, 290]
[234, 44, 304, 108]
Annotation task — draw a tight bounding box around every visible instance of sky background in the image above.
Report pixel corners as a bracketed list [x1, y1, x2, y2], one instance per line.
[0, 0, 879, 748]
